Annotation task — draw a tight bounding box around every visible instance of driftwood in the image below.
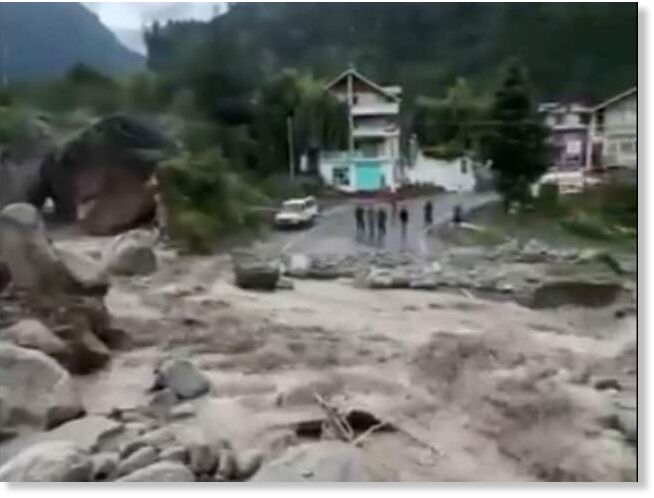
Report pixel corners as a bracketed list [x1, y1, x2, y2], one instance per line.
[311, 392, 443, 456]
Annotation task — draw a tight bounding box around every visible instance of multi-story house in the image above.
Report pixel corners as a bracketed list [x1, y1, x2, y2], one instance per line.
[587, 87, 637, 170]
[538, 101, 593, 170]
[318, 68, 402, 192]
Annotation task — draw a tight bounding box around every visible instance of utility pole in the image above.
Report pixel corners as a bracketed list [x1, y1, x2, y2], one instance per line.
[287, 114, 295, 180]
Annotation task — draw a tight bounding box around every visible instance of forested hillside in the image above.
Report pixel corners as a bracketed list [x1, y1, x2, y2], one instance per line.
[0, 2, 144, 81]
[145, 2, 637, 103]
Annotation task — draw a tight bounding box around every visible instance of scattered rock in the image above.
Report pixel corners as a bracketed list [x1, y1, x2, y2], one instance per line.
[116, 445, 158, 477]
[91, 452, 118, 480]
[217, 448, 237, 479]
[119, 440, 149, 460]
[135, 426, 176, 448]
[0, 342, 84, 430]
[56, 247, 109, 296]
[187, 443, 218, 476]
[0, 319, 70, 362]
[235, 449, 263, 480]
[0, 441, 92, 482]
[53, 323, 111, 374]
[284, 253, 311, 277]
[276, 277, 295, 290]
[529, 280, 623, 308]
[43, 415, 123, 452]
[594, 378, 622, 391]
[154, 357, 210, 400]
[170, 402, 195, 420]
[104, 230, 157, 276]
[146, 388, 178, 419]
[117, 461, 194, 482]
[232, 251, 280, 290]
[251, 441, 371, 482]
[159, 446, 188, 464]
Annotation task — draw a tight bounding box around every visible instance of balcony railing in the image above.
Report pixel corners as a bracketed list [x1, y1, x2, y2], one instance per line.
[351, 103, 399, 116]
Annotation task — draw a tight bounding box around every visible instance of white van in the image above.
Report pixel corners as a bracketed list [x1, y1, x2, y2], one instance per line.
[274, 196, 319, 228]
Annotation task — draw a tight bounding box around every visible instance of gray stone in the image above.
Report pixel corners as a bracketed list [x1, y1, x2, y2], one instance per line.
[217, 448, 237, 479]
[119, 440, 149, 459]
[117, 461, 194, 482]
[154, 357, 210, 400]
[232, 251, 280, 290]
[135, 426, 177, 448]
[0, 319, 69, 361]
[117, 445, 158, 477]
[147, 388, 178, 418]
[104, 231, 157, 276]
[170, 402, 195, 420]
[91, 452, 118, 480]
[251, 441, 371, 482]
[276, 277, 295, 290]
[235, 449, 263, 480]
[43, 416, 123, 452]
[285, 253, 311, 277]
[159, 445, 188, 464]
[0, 203, 107, 296]
[56, 247, 109, 295]
[187, 443, 218, 476]
[0, 342, 84, 430]
[0, 440, 92, 482]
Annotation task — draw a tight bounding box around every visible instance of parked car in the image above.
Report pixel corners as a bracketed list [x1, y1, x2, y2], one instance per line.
[274, 196, 319, 228]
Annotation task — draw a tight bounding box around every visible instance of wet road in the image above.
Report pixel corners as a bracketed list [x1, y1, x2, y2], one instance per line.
[263, 192, 497, 257]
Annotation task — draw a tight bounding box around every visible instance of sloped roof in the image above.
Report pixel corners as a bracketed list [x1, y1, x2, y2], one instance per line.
[325, 68, 400, 102]
[593, 86, 637, 111]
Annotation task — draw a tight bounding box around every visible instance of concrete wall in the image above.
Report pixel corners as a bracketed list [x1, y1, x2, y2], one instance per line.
[404, 152, 476, 192]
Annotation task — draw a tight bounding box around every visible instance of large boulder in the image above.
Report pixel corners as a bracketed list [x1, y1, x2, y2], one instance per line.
[33, 114, 175, 235]
[251, 442, 372, 482]
[0, 342, 84, 430]
[232, 251, 280, 291]
[153, 357, 210, 400]
[117, 461, 194, 482]
[0, 319, 70, 364]
[0, 440, 92, 482]
[42, 416, 123, 452]
[104, 229, 157, 276]
[0, 203, 108, 296]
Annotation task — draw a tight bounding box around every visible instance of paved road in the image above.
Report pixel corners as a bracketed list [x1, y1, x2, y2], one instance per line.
[261, 192, 497, 257]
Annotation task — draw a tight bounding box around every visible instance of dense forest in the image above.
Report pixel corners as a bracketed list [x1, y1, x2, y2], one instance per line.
[145, 2, 637, 105]
[0, 3, 144, 81]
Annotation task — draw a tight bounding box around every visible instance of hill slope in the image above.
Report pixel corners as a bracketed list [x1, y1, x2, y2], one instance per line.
[0, 2, 144, 81]
[146, 3, 636, 101]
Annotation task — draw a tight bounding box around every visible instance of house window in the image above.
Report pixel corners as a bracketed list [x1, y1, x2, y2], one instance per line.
[620, 141, 635, 154]
[333, 166, 350, 186]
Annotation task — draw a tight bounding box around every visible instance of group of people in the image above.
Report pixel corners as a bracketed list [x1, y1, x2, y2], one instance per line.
[354, 198, 463, 247]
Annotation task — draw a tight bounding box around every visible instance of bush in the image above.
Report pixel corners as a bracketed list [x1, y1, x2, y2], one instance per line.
[158, 148, 267, 252]
[0, 106, 39, 147]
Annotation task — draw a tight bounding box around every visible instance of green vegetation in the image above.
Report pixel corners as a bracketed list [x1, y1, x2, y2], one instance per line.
[157, 148, 267, 253]
[482, 60, 550, 210]
[472, 185, 637, 251]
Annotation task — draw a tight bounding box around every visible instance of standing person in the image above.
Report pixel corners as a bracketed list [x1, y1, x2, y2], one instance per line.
[452, 204, 463, 225]
[390, 193, 398, 224]
[424, 200, 433, 226]
[366, 205, 376, 244]
[355, 204, 365, 241]
[399, 205, 409, 241]
[376, 207, 387, 247]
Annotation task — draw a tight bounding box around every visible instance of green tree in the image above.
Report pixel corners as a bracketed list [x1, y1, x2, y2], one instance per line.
[482, 60, 549, 211]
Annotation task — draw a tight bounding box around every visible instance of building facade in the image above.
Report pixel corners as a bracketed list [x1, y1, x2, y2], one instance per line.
[588, 87, 637, 170]
[538, 102, 593, 170]
[318, 68, 402, 192]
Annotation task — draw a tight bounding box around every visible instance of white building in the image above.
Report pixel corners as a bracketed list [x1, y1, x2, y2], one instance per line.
[587, 86, 637, 170]
[318, 68, 402, 192]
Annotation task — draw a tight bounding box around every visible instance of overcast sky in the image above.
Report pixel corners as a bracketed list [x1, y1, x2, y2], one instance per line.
[84, 2, 225, 54]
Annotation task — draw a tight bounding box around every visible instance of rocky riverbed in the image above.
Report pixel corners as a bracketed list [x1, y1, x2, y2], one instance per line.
[0, 204, 637, 482]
